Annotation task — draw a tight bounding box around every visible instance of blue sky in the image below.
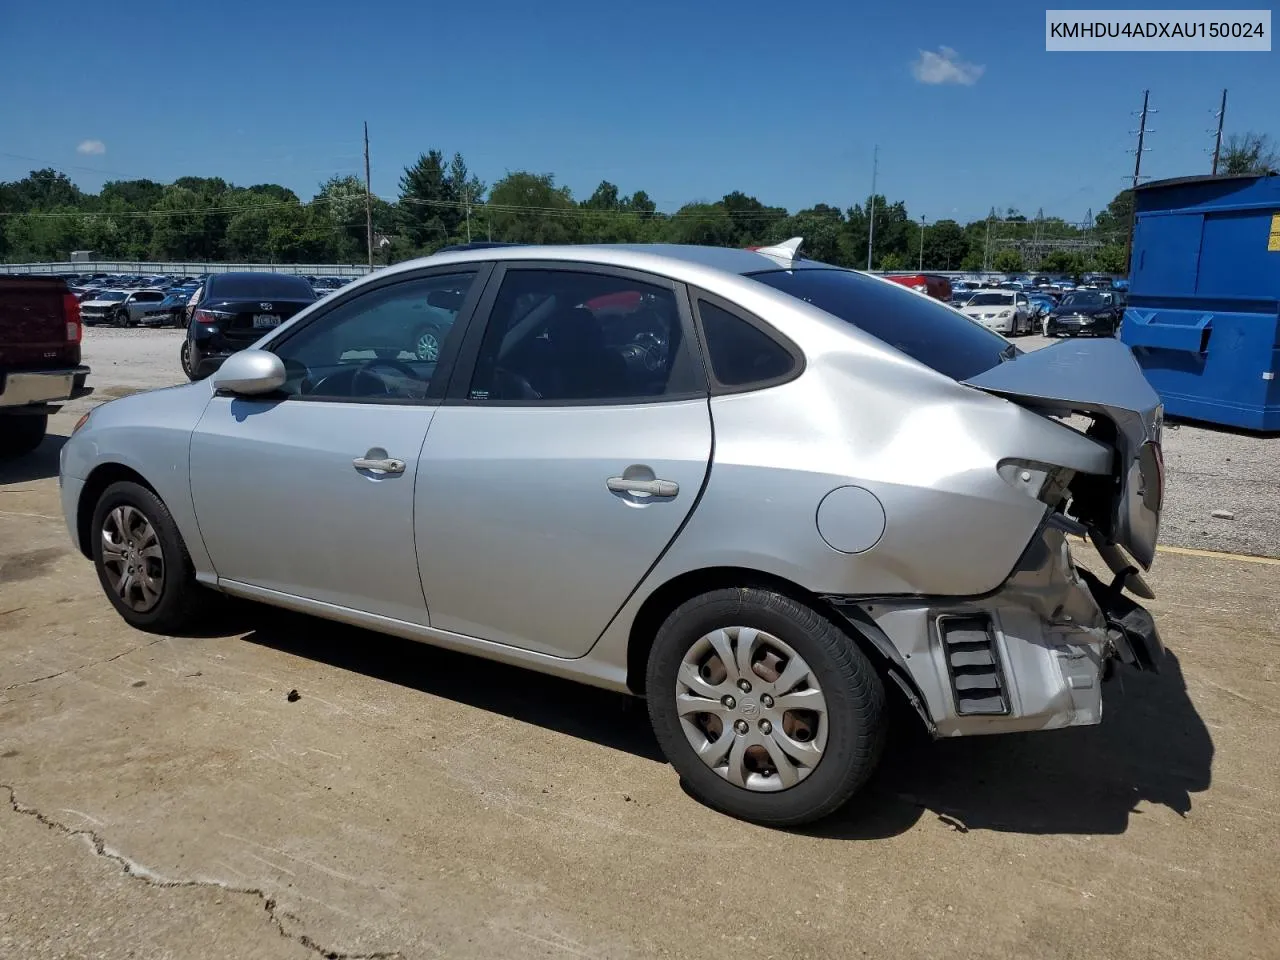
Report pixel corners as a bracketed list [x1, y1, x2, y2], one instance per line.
[1, 0, 1276, 224]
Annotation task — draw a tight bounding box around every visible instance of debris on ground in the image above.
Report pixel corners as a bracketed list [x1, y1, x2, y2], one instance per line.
[286, 689, 300, 703]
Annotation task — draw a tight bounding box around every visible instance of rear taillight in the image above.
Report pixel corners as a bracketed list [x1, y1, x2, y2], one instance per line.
[63, 293, 82, 342]
[193, 308, 230, 324]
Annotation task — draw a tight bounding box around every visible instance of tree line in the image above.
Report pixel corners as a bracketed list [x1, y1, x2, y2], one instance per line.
[1, 132, 1274, 273]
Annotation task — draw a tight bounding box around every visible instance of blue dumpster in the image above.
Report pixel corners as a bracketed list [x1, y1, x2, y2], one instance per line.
[1121, 172, 1280, 431]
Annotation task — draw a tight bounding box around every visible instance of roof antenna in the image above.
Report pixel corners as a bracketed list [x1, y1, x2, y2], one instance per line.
[752, 237, 804, 265]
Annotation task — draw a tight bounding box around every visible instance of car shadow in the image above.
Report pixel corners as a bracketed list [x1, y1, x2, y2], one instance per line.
[237, 606, 1212, 838]
[811, 650, 1212, 839]
[239, 606, 663, 762]
[0, 433, 68, 484]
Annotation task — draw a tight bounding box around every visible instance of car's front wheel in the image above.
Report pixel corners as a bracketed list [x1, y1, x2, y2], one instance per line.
[646, 587, 886, 826]
[90, 481, 211, 633]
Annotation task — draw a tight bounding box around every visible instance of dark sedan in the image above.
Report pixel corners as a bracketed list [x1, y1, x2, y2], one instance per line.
[182, 272, 317, 380]
[1045, 290, 1123, 338]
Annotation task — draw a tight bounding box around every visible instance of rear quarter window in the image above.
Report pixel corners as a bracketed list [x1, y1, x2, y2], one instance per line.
[695, 299, 798, 389]
[750, 268, 1012, 380]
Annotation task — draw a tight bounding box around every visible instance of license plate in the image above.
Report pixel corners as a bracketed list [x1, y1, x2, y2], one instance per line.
[253, 314, 281, 329]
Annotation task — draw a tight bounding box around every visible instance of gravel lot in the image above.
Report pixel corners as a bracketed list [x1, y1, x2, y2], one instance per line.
[74, 326, 1280, 559]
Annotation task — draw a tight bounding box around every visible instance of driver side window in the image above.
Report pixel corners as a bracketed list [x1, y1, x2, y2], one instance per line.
[272, 272, 477, 402]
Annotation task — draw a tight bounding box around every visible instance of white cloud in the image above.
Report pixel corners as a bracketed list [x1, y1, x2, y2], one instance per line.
[911, 47, 985, 86]
[76, 139, 106, 155]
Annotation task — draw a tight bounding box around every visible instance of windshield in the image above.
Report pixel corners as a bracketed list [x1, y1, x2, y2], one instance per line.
[966, 292, 1014, 306]
[1061, 291, 1109, 308]
[750, 268, 1013, 381]
[206, 273, 317, 299]
[95, 291, 127, 302]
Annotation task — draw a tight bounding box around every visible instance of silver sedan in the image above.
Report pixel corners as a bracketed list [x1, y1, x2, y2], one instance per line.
[59, 240, 1166, 826]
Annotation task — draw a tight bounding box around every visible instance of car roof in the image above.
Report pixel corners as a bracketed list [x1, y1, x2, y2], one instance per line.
[376, 243, 830, 283]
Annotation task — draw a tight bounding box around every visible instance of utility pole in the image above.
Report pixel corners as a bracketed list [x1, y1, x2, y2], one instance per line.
[1211, 89, 1228, 174]
[983, 216, 993, 272]
[1125, 90, 1154, 273]
[464, 186, 472, 243]
[866, 145, 878, 270]
[363, 121, 374, 271]
[918, 216, 926, 270]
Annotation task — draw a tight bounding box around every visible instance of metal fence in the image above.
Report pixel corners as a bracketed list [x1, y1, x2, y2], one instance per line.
[0, 261, 373, 277]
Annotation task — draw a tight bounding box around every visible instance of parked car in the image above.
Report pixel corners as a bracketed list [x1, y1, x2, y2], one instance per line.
[60, 240, 1165, 826]
[0, 275, 92, 457]
[182, 272, 317, 379]
[79, 289, 168, 326]
[958, 289, 1034, 335]
[1045, 289, 1123, 337]
[882, 273, 953, 301]
[138, 291, 193, 328]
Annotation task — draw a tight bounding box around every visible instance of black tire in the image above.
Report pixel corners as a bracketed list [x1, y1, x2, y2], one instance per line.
[90, 480, 212, 633]
[0, 414, 48, 458]
[645, 587, 886, 827]
[180, 340, 196, 380]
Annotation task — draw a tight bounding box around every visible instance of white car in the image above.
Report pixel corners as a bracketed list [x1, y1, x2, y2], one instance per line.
[959, 290, 1033, 336]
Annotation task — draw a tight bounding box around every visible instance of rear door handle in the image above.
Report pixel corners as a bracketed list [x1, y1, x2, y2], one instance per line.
[607, 477, 679, 498]
[353, 456, 406, 474]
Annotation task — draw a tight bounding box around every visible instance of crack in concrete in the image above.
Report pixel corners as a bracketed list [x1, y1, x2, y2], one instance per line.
[1, 783, 401, 960]
[1, 636, 168, 693]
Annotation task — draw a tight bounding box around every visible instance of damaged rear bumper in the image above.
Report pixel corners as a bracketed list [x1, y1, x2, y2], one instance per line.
[826, 522, 1163, 738]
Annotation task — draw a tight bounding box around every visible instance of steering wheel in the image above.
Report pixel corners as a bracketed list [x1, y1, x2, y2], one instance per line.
[629, 330, 668, 372]
[350, 358, 425, 397]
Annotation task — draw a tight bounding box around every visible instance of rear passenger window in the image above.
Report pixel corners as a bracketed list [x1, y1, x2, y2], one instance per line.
[697, 301, 796, 388]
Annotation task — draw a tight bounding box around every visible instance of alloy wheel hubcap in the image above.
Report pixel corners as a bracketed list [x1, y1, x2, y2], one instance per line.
[416, 332, 440, 362]
[676, 626, 829, 792]
[100, 505, 165, 612]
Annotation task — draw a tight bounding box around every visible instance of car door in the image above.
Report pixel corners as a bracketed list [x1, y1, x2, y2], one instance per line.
[189, 266, 489, 623]
[415, 263, 713, 658]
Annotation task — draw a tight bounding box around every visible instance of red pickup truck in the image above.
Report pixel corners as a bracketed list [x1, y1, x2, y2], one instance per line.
[0, 275, 92, 457]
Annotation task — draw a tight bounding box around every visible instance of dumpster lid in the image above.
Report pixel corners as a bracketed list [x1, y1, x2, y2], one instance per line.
[1136, 171, 1277, 192]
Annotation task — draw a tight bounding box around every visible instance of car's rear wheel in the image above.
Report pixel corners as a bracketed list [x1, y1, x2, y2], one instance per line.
[90, 481, 211, 633]
[0, 414, 48, 458]
[180, 340, 195, 380]
[645, 587, 886, 826]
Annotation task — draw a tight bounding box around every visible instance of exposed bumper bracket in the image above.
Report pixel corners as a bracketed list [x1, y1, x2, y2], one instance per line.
[1078, 566, 1165, 672]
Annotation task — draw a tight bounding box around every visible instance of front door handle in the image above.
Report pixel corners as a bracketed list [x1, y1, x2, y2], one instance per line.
[607, 476, 679, 498]
[353, 456, 406, 474]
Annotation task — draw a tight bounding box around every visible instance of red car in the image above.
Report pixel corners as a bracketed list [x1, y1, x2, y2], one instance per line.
[883, 273, 953, 301]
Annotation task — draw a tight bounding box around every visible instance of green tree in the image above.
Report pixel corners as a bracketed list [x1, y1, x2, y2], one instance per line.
[582, 180, 621, 210]
[1038, 250, 1086, 274]
[1220, 133, 1280, 175]
[1091, 244, 1128, 275]
[992, 248, 1025, 272]
[921, 219, 967, 269]
[486, 172, 577, 244]
[3, 169, 83, 212]
[720, 191, 787, 246]
[668, 202, 736, 246]
[622, 190, 656, 217]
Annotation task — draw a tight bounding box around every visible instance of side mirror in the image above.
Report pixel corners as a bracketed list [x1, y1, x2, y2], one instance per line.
[211, 349, 287, 396]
